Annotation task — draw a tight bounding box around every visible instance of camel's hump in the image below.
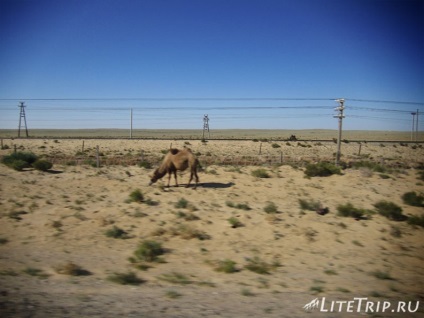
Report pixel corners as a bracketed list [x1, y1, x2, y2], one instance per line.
[169, 148, 179, 155]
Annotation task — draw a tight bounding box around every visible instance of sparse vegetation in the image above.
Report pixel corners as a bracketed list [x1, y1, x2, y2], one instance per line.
[2, 151, 38, 171]
[251, 168, 270, 178]
[298, 198, 321, 211]
[33, 159, 53, 171]
[228, 217, 243, 228]
[54, 262, 91, 276]
[244, 257, 272, 275]
[107, 272, 144, 285]
[336, 203, 367, 219]
[304, 162, 341, 177]
[374, 201, 406, 221]
[402, 191, 424, 207]
[264, 201, 278, 214]
[128, 189, 144, 203]
[133, 240, 165, 262]
[213, 259, 239, 273]
[407, 215, 424, 228]
[105, 226, 130, 239]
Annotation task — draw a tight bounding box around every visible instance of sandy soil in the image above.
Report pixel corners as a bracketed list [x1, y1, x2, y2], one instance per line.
[0, 139, 423, 317]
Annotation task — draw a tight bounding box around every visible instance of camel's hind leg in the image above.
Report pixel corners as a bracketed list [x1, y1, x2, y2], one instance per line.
[187, 168, 199, 189]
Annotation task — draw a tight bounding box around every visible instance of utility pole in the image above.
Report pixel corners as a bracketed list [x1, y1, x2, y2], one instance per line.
[416, 109, 419, 142]
[202, 114, 210, 140]
[411, 112, 416, 141]
[18, 102, 29, 138]
[334, 99, 345, 166]
[130, 108, 133, 139]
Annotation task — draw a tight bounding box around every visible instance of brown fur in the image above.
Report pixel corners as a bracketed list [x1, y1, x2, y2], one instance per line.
[149, 148, 199, 189]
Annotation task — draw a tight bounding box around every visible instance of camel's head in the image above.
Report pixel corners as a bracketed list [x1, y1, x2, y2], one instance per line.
[149, 169, 160, 186]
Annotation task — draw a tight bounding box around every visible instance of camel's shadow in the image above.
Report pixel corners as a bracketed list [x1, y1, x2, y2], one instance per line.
[199, 182, 235, 189]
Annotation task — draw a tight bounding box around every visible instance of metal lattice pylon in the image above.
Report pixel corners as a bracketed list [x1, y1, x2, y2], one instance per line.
[202, 114, 210, 139]
[18, 102, 29, 137]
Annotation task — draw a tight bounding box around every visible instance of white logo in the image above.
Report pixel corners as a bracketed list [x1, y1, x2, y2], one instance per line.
[303, 297, 420, 314]
[303, 298, 320, 311]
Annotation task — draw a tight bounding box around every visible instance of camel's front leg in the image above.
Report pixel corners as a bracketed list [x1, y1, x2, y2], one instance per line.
[167, 172, 172, 187]
[173, 170, 179, 187]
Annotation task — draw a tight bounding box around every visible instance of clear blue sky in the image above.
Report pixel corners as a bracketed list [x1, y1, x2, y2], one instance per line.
[0, 0, 423, 130]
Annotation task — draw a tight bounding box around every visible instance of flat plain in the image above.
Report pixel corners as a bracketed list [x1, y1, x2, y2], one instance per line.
[0, 130, 423, 317]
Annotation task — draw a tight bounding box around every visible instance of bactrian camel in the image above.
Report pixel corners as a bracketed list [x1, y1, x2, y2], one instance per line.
[149, 148, 199, 189]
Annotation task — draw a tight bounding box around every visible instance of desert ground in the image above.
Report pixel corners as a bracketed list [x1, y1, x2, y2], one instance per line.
[0, 133, 423, 317]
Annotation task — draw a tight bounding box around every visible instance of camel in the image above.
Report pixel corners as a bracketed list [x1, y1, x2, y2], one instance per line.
[149, 148, 199, 189]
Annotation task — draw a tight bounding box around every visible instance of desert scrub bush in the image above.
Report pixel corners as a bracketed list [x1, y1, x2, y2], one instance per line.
[298, 199, 321, 211]
[54, 262, 91, 276]
[138, 160, 152, 169]
[158, 272, 192, 285]
[264, 201, 278, 214]
[228, 217, 243, 228]
[170, 224, 210, 240]
[336, 203, 368, 220]
[407, 215, 424, 228]
[23, 267, 49, 279]
[132, 240, 165, 262]
[175, 198, 189, 209]
[374, 201, 406, 221]
[370, 270, 394, 280]
[212, 259, 239, 273]
[33, 159, 53, 171]
[402, 191, 424, 207]
[127, 189, 144, 203]
[226, 201, 251, 210]
[107, 272, 144, 285]
[271, 143, 281, 148]
[244, 257, 272, 275]
[0, 237, 9, 245]
[305, 162, 341, 177]
[2, 151, 38, 171]
[251, 168, 270, 178]
[352, 161, 386, 173]
[105, 226, 130, 239]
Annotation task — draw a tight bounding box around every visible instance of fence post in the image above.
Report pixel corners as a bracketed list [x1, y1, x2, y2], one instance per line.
[358, 143, 362, 156]
[96, 145, 100, 168]
[280, 151, 283, 164]
[259, 142, 262, 155]
[82, 140, 85, 153]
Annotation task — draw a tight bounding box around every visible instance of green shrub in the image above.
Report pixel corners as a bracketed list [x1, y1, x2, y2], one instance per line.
[374, 201, 406, 221]
[228, 217, 243, 228]
[9, 159, 30, 171]
[336, 203, 366, 219]
[244, 257, 271, 275]
[33, 160, 53, 171]
[305, 162, 341, 177]
[402, 192, 424, 207]
[264, 202, 278, 214]
[214, 259, 238, 273]
[2, 152, 38, 165]
[352, 161, 386, 173]
[134, 240, 165, 262]
[175, 198, 189, 209]
[251, 169, 270, 178]
[299, 199, 321, 211]
[105, 226, 130, 239]
[138, 161, 152, 169]
[107, 272, 144, 285]
[407, 215, 424, 228]
[128, 189, 144, 203]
